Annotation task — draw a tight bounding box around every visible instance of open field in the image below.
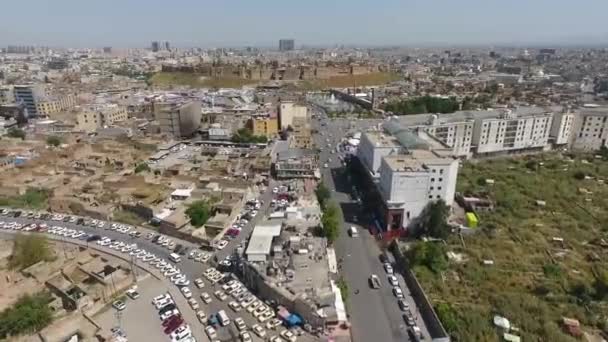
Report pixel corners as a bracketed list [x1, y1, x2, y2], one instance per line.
[412, 153, 608, 341]
[149, 72, 257, 88]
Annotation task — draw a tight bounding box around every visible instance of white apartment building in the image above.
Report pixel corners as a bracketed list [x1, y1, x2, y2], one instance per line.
[377, 150, 459, 229]
[357, 131, 403, 177]
[570, 105, 608, 151]
[550, 110, 575, 146]
[278, 101, 307, 130]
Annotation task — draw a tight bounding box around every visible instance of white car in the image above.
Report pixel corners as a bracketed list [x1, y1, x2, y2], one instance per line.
[228, 301, 242, 312]
[280, 329, 297, 342]
[258, 310, 275, 323]
[160, 309, 179, 321]
[170, 325, 191, 341]
[187, 298, 199, 310]
[384, 263, 394, 274]
[387, 275, 399, 286]
[252, 324, 266, 338]
[214, 290, 227, 301]
[266, 318, 282, 330]
[200, 292, 212, 304]
[216, 240, 229, 250]
[234, 317, 247, 332]
[240, 331, 252, 342]
[205, 326, 217, 339]
[181, 287, 192, 299]
[196, 310, 207, 323]
[194, 278, 205, 288]
[393, 286, 404, 299]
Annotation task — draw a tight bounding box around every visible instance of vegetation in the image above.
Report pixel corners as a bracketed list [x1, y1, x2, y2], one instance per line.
[9, 234, 54, 270]
[0, 292, 53, 338]
[231, 128, 268, 144]
[416, 199, 451, 239]
[320, 201, 340, 244]
[0, 188, 50, 210]
[7, 127, 26, 140]
[186, 200, 212, 227]
[134, 162, 151, 173]
[45, 135, 61, 147]
[413, 153, 608, 341]
[149, 72, 257, 88]
[113, 210, 146, 226]
[315, 182, 331, 209]
[383, 96, 460, 115]
[337, 277, 349, 303]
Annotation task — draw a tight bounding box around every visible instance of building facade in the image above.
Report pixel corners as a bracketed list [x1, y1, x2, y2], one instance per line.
[13, 84, 45, 117]
[249, 117, 278, 138]
[278, 102, 307, 130]
[154, 100, 202, 138]
[35, 94, 77, 116]
[279, 39, 295, 51]
[570, 105, 608, 151]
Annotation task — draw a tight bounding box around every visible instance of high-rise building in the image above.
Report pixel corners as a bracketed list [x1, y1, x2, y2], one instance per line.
[103, 47, 112, 54]
[164, 41, 170, 51]
[279, 39, 295, 51]
[154, 100, 201, 138]
[13, 85, 45, 117]
[151, 41, 160, 52]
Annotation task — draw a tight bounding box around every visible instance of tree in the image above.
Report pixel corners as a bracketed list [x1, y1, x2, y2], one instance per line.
[321, 202, 340, 244]
[46, 135, 61, 147]
[408, 241, 448, 273]
[315, 182, 331, 209]
[418, 200, 451, 239]
[231, 128, 268, 144]
[186, 200, 211, 227]
[7, 128, 26, 140]
[9, 234, 54, 270]
[134, 163, 151, 173]
[0, 292, 53, 338]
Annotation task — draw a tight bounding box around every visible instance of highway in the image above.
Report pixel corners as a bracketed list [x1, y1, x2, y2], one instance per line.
[312, 113, 424, 342]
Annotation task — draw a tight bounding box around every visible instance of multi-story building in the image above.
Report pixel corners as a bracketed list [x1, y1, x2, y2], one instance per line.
[279, 39, 295, 51]
[570, 104, 608, 151]
[278, 102, 307, 130]
[13, 84, 45, 117]
[35, 94, 77, 116]
[76, 111, 101, 133]
[249, 117, 278, 138]
[357, 131, 403, 177]
[377, 148, 459, 230]
[0, 86, 14, 105]
[75, 104, 128, 133]
[549, 109, 575, 146]
[154, 100, 202, 138]
[290, 116, 312, 149]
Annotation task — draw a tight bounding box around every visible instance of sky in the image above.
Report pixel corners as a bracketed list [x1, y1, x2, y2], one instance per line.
[1, 0, 608, 48]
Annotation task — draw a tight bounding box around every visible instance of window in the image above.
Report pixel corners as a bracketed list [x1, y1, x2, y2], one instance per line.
[440, 169, 444, 174]
[431, 178, 435, 182]
[438, 186, 442, 190]
[439, 178, 443, 182]
[430, 186, 434, 190]
[436, 195, 441, 199]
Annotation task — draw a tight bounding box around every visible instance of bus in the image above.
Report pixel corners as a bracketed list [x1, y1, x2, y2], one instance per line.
[168, 253, 181, 263]
[217, 310, 230, 326]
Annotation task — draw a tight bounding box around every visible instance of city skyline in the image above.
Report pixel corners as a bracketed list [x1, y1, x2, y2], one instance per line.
[1, 0, 608, 48]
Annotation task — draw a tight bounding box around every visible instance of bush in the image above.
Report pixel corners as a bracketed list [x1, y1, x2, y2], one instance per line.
[573, 171, 586, 180]
[46, 135, 61, 147]
[321, 202, 340, 244]
[186, 200, 211, 227]
[383, 96, 460, 115]
[408, 241, 448, 273]
[7, 127, 26, 140]
[134, 163, 150, 173]
[315, 182, 331, 209]
[0, 188, 50, 210]
[231, 128, 268, 143]
[0, 293, 53, 338]
[9, 234, 54, 270]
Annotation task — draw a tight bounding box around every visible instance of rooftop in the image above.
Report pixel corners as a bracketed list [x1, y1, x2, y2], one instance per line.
[364, 131, 401, 148]
[383, 149, 454, 172]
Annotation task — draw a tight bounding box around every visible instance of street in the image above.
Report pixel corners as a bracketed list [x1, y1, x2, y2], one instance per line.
[312, 112, 424, 342]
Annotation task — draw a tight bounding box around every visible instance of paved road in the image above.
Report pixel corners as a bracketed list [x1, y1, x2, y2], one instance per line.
[312, 112, 421, 342]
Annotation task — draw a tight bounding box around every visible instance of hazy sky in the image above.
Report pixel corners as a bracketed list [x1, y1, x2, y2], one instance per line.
[2, 0, 608, 47]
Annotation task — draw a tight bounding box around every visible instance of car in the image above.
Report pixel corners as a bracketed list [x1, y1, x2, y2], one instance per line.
[200, 292, 212, 304]
[187, 298, 199, 310]
[160, 309, 179, 321]
[159, 303, 178, 315]
[384, 263, 394, 274]
[216, 240, 229, 250]
[205, 326, 217, 339]
[387, 275, 399, 286]
[196, 310, 207, 323]
[272, 187, 278, 194]
[214, 290, 227, 301]
[369, 274, 381, 289]
[403, 313, 416, 327]
[162, 314, 183, 327]
[126, 288, 140, 299]
[170, 325, 191, 341]
[393, 287, 404, 299]
[234, 317, 247, 331]
[153, 293, 171, 305]
[247, 300, 261, 313]
[194, 278, 205, 288]
[174, 277, 190, 287]
[252, 324, 266, 338]
[258, 310, 275, 323]
[280, 329, 297, 342]
[156, 299, 175, 310]
[269, 337, 282, 342]
[180, 287, 192, 299]
[266, 318, 283, 330]
[112, 300, 126, 311]
[164, 317, 184, 335]
[398, 299, 410, 312]
[228, 301, 242, 312]
[240, 331, 252, 342]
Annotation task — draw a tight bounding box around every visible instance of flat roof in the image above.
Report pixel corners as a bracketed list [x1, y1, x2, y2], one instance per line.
[383, 150, 453, 172]
[365, 131, 401, 148]
[245, 234, 274, 256]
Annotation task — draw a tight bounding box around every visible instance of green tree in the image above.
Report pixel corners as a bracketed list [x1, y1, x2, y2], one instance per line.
[409, 241, 448, 273]
[186, 200, 211, 227]
[0, 292, 53, 338]
[231, 128, 268, 143]
[7, 127, 26, 140]
[315, 182, 331, 209]
[435, 302, 459, 333]
[9, 234, 54, 270]
[134, 162, 151, 173]
[321, 202, 340, 244]
[418, 199, 451, 239]
[46, 135, 61, 147]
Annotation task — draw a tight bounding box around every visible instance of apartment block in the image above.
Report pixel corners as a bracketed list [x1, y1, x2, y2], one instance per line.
[549, 110, 575, 146]
[570, 105, 608, 151]
[154, 100, 202, 138]
[13, 84, 45, 117]
[249, 117, 278, 138]
[357, 131, 403, 177]
[76, 112, 101, 133]
[36, 94, 77, 116]
[0, 86, 14, 105]
[278, 102, 307, 130]
[289, 116, 312, 149]
[378, 150, 459, 229]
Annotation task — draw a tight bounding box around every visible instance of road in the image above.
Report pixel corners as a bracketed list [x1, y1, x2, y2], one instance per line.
[1, 212, 313, 342]
[312, 112, 424, 342]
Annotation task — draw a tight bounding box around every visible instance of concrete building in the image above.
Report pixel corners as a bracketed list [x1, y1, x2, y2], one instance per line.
[0, 86, 14, 105]
[570, 104, 608, 151]
[249, 117, 278, 138]
[357, 131, 404, 177]
[290, 116, 312, 149]
[378, 149, 459, 229]
[278, 102, 307, 130]
[76, 112, 101, 133]
[275, 149, 319, 179]
[75, 105, 128, 133]
[13, 84, 45, 117]
[154, 100, 202, 138]
[36, 94, 77, 116]
[549, 109, 575, 146]
[279, 39, 295, 51]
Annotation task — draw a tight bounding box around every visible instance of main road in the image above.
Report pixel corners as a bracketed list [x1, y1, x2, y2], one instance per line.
[312, 113, 419, 342]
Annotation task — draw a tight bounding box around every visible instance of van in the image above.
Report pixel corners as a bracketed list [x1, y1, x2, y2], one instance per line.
[217, 310, 230, 326]
[169, 253, 181, 263]
[349, 226, 359, 237]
